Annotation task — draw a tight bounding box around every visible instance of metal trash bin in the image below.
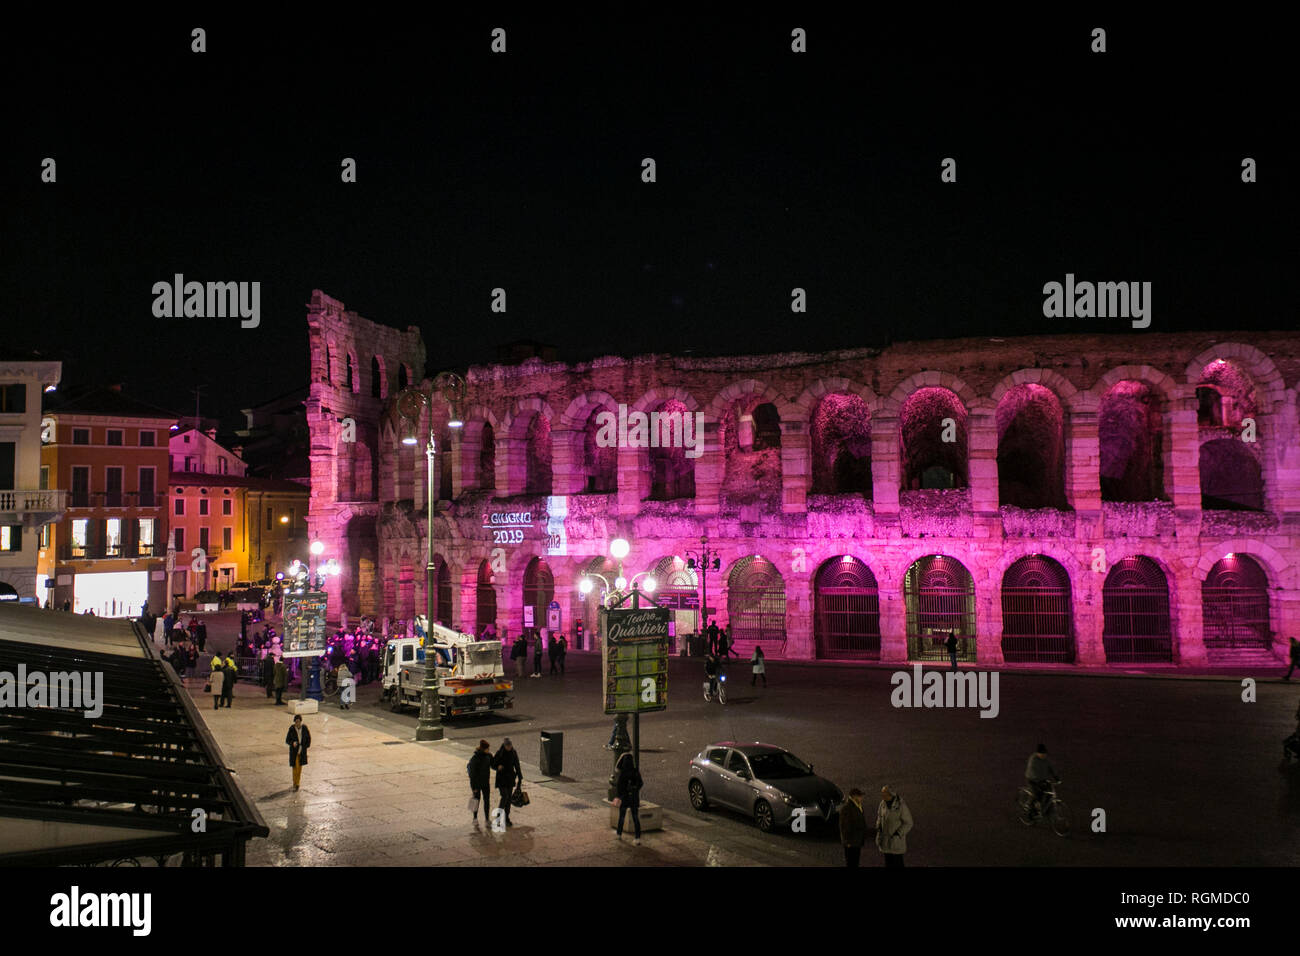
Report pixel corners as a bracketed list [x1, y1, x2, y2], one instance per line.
[540, 730, 564, 777]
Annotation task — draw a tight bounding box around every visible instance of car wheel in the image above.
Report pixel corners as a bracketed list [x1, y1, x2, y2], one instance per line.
[688, 779, 709, 811]
[754, 799, 775, 833]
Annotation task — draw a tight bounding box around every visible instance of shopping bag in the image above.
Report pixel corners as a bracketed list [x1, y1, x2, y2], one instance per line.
[511, 783, 530, 807]
[468, 795, 480, 814]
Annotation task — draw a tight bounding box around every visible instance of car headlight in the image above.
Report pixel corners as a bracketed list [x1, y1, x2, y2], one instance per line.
[780, 792, 799, 806]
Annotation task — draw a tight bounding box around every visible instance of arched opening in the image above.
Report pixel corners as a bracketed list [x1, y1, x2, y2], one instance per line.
[727, 556, 786, 646]
[1102, 556, 1172, 662]
[1195, 358, 1257, 429]
[648, 399, 696, 500]
[810, 393, 872, 495]
[1099, 381, 1165, 502]
[346, 354, 356, 393]
[996, 384, 1066, 509]
[904, 555, 976, 661]
[900, 388, 967, 490]
[1202, 554, 1271, 651]
[1198, 439, 1264, 511]
[431, 554, 453, 626]
[398, 365, 409, 391]
[1000, 555, 1073, 662]
[475, 560, 497, 636]
[720, 398, 782, 504]
[524, 413, 552, 495]
[582, 406, 618, 493]
[577, 555, 615, 649]
[813, 556, 881, 660]
[522, 557, 554, 629]
[479, 423, 497, 491]
[371, 356, 385, 399]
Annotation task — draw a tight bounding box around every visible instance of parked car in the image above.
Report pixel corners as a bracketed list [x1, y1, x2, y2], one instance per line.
[688, 741, 843, 833]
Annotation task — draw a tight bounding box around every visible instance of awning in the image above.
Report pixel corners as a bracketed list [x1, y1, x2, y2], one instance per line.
[0, 605, 268, 866]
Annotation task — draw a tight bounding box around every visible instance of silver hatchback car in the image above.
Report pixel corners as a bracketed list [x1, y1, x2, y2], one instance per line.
[688, 741, 843, 833]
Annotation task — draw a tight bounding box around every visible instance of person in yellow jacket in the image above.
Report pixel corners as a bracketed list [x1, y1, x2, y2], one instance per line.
[220, 655, 238, 708]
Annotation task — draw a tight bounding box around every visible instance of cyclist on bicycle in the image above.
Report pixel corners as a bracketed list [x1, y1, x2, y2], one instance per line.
[704, 654, 721, 699]
[1025, 743, 1060, 817]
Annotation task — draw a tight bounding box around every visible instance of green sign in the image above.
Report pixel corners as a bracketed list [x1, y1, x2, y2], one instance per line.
[601, 606, 670, 714]
[283, 591, 328, 658]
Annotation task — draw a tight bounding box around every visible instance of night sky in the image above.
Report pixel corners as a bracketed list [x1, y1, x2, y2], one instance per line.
[3, 13, 1292, 424]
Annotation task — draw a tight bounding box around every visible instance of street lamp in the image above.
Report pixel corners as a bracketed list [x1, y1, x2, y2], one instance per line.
[684, 534, 722, 652]
[395, 371, 466, 742]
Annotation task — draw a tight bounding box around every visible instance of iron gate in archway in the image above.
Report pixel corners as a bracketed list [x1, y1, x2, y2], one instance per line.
[904, 555, 976, 661]
[727, 556, 786, 645]
[1102, 556, 1172, 662]
[1202, 554, 1271, 650]
[814, 557, 881, 659]
[1001, 555, 1074, 663]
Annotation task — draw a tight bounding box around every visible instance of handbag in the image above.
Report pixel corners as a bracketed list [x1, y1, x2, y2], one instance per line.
[511, 782, 530, 807]
[203, 682, 211, 693]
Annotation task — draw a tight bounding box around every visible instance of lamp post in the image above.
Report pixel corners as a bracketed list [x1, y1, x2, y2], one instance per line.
[684, 534, 722, 654]
[397, 371, 466, 742]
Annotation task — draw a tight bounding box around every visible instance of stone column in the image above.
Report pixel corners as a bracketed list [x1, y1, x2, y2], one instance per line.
[779, 421, 810, 514]
[967, 400, 999, 519]
[1064, 398, 1102, 512]
[616, 447, 649, 517]
[456, 423, 484, 494]
[496, 437, 526, 497]
[1263, 390, 1300, 518]
[1165, 393, 1202, 511]
[1173, 561, 1208, 665]
[550, 427, 586, 495]
[871, 412, 901, 525]
[693, 421, 723, 515]
[879, 564, 908, 663]
[975, 560, 1004, 665]
[1073, 564, 1106, 665]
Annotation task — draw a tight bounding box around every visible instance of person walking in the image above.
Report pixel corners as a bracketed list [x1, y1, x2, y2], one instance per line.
[750, 645, 767, 687]
[221, 654, 237, 708]
[492, 738, 523, 827]
[196, 621, 207, 654]
[706, 619, 719, 656]
[548, 632, 560, 675]
[531, 632, 543, 678]
[337, 662, 355, 710]
[556, 634, 567, 675]
[286, 715, 311, 791]
[875, 785, 913, 867]
[208, 662, 224, 710]
[467, 739, 493, 827]
[273, 657, 288, 705]
[262, 653, 276, 698]
[613, 752, 644, 845]
[511, 635, 525, 677]
[719, 628, 736, 658]
[839, 788, 868, 867]
[1285, 637, 1300, 680]
[945, 632, 959, 671]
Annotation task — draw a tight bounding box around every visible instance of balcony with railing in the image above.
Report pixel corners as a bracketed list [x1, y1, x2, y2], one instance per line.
[65, 490, 160, 510]
[0, 488, 67, 528]
[58, 541, 167, 561]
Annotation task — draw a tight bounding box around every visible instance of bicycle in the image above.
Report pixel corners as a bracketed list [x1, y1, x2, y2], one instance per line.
[1017, 780, 1070, 836]
[703, 672, 727, 704]
[321, 668, 339, 699]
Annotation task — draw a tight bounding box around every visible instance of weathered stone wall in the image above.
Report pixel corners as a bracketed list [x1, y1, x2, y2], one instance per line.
[299, 299, 1299, 667]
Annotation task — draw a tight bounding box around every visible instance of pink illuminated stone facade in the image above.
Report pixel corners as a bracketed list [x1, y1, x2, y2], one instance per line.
[302, 293, 1300, 668]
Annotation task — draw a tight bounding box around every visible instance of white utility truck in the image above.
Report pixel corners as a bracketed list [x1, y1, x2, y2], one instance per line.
[381, 617, 514, 719]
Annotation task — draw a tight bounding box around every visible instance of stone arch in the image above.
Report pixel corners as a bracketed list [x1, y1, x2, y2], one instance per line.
[1185, 343, 1285, 415]
[629, 386, 701, 415]
[996, 382, 1067, 508]
[888, 370, 979, 409]
[560, 390, 622, 430]
[503, 397, 556, 436]
[710, 380, 790, 505]
[1097, 378, 1167, 502]
[989, 368, 1082, 410]
[345, 350, 359, 393]
[899, 386, 969, 489]
[808, 390, 873, 495]
[705, 379, 799, 426]
[1198, 438, 1264, 510]
[792, 377, 879, 424]
[560, 391, 620, 494]
[626, 389, 700, 501]
[1196, 539, 1295, 590]
[1092, 364, 1181, 406]
[461, 405, 501, 492]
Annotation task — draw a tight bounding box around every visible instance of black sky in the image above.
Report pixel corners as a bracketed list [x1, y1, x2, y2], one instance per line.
[3, 13, 1294, 424]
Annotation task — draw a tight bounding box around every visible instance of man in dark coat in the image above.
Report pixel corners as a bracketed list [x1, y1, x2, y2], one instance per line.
[492, 738, 523, 827]
[273, 658, 288, 705]
[706, 620, 719, 656]
[467, 739, 493, 827]
[221, 655, 237, 707]
[945, 632, 959, 671]
[286, 715, 311, 790]
[839, 788, 868, 867]
[262, 653, 276, 696]
[614, 752, 644, 845]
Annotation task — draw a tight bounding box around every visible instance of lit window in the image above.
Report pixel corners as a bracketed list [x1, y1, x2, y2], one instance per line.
[105, 518, 122, 555]
[138, 518, 155, 552]
[72, 519, 88, 553]
[0, 525, 21, 551]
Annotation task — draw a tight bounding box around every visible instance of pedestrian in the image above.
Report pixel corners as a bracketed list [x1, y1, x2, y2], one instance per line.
[273, 657, 287, 705]
[840, 788, 868, 867]
[706, 619, 719, 656]
[286, 715, 311, 791]
[208, 661, 224, 710]
[1285, 637, 1299, 680]
[186, 642, 198, 678]
[945, 632, 959, 671]
[556, 634, 567, 675]
[875, 785, 913, 867]
[613, 752, 644, 845]
[512, 635, 527, 678]
[492, 738, 523, 827]
[531, 631, 543, 678]
[750, 644, 767, 687]
[467, 739, 493, 827]
[196, 621, 207, 653]
[262, 653, 276, 697]
[721, 628, 737, 658]
[337, 662, 355, 710]
[548, 632, 560, 675]
[221, 654, 237, 707]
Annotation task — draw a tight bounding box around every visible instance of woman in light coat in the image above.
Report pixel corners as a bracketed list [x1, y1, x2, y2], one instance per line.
[208, 664, 225, 710]
[875, 784, 913, 867]
[750, 645, 767, 687]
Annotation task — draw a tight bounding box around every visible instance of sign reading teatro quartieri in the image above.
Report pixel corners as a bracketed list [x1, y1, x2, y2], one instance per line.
[601, 606, 670, 714]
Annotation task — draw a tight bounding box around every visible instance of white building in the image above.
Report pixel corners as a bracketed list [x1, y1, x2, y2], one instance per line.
[169, 428, 248, 477]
